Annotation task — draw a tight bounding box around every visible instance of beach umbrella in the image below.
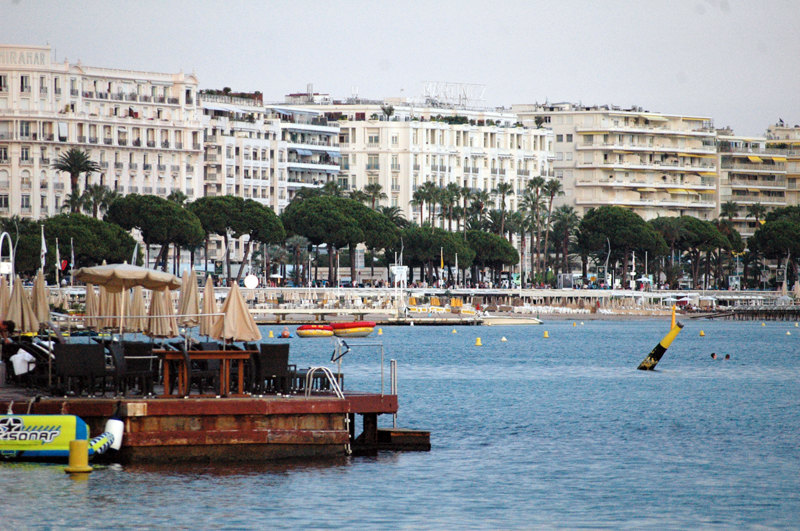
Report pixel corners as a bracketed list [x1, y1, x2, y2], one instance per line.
[84, 283, 100, 329]
[794, 281, 800, 298]
[75, 262, 181, 335]
[210, 283, 262, 343]
[146, 288, 178, 338]
[200, 275, 217, 337]
[6, 275, 39, 334]
[31, 270, 50, 326]
[100, 285, 122, 330]
[177, 269, 200, 328]
[0, 276, 10, 320]
[126, 286, 147, 333]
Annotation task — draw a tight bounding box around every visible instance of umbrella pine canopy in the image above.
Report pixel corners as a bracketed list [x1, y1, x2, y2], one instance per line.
[210, 283, 261, 342]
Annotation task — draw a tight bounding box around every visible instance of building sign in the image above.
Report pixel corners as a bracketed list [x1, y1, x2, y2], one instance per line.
[0, 49, 48, 66]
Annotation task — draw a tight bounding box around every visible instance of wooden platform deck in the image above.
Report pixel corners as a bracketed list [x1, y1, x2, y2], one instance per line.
[0, 387, 427, 463]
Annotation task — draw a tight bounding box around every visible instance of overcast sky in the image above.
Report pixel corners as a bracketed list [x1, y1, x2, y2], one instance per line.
[3, 0, 798, 136]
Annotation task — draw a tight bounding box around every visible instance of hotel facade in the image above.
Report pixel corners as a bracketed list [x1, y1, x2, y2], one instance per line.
[0, 44, 203, 219]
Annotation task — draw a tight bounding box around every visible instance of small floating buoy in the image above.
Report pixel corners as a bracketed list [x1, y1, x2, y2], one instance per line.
[268, 330, 274, 338]
[580, 322, 584, 326]
[787, 331, 792, 336]
[452, 329, 457, 334]
[700, 330, 705, 337]
[762, 323, 766, 326]
[501, 337, 507, 342]
[410, 321, 414, 327]
[64, 440, 93, 475]
[573, 322, 576, 327]
[544, 331, 549, 338]
[378, 328, 383, 335]
[795, 323, 798, 327]
[475, 337, 482, 346]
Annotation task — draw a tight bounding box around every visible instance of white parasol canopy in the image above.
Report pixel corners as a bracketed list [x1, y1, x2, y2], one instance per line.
[31, 270, 50, 326]
[126, 286, 147, 333]
[0, 276, 11, 320]
[74, 263, 181, 293]
[84, 283, 100, 329]
[146, 287, 178, 338]
[210, 283, 261, 342]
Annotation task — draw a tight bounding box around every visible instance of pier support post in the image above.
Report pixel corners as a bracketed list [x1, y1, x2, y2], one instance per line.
[362, 413, 378, 444]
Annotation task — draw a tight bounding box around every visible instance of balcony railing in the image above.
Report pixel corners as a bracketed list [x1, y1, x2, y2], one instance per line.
[129, 163, 138, 170]
[54, 88, 61, 95]
[39, 87, 47, 94]
[147, 141, 156, 148]
[128, 186, 139, 193]
[53, 183, 65, 190]
[70, 89, 79, 96]
[168, 98, 179, 104]
[171, 165, 180, 172]
[161, 141, 170, 148]
[43, 133, 54, 141]
[155, 96, 166, 103]
[118, 139, 127, 146]
[114, 162, 124, 169]
[100, 161, 109, 169]
[366, 164, 380, 170]
[157, 164, 166, 171]
[721, 162, 786, 172]
[89, 137, 98, 144]
[175, 142, 183, 149]
[39, 158, 50, 165]
[127, 93, 139, 102]
[185, 164, 194, 172]
[19, 158, 32, 165]
[157, 187, 167, 194]
[133, 139, 141, 147]
[391, 164, 400, 171]
[193, 143, 201, 150]
[143, 187, 153, 193]
[140, 95, 151, 102]
[143, 164, 152, 170]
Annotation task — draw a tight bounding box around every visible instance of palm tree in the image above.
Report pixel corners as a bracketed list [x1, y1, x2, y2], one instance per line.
[349, 189, 370, 204]
[486, 209, 504, 235]
[377, 205, 408, 228]
[321, 180, 345, 197]
[416, 181, 440, 227]
[285, 235, 310, 286]
[521, 177, 545, 277]
[81, 184, 119, 219]
[167, 190, 188, 205]
[470, 189, 492, 229]
[720, 200, 739, 222]
[443, 182, 461, 231]
[381, 104, 395, 121]
[460, 186, 473, 238]
[492, 181, 515, 238]
[61, 192, 87, 214]
[550, 205, 580, 276]
[52, 148, 101, 208]
[541, 179, 564, 273]
[746, 202, 767, 225]
[363, 183, 388, 209]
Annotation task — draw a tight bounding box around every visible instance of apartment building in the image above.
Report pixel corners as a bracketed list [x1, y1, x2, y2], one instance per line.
[512, 102, 718, 221]
[282, 92, 553, 227]
[766, 123, 800, 210]
[717, 129, 788, 238]
[0, 44, 203, 218]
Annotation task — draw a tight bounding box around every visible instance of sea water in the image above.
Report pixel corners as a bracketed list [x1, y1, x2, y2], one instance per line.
[1, 319, 799, 530]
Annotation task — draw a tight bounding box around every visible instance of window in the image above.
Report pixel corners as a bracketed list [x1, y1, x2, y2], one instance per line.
[0, 195, 8, 209]
[566, 134, 573, 142]
[40, 195, 47, 208]
[556, 134, 563, 142]
[0, 147, 7, 161]
[391, 134, 398, 146]
[19, 122, 31, 138]
[565, 152, 573, 161]
[21, 194, 31, 209]
[20, 75, 31, 92]
[0, 74, 7, 91]
[367, 130, 379, 144]
[20, 147, 30, 161]
[556, 153, 564, 161]
[367, 154, 379, 170]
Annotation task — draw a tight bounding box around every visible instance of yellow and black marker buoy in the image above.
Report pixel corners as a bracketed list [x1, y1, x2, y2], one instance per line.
[501, 337, 507, 342]
[671, 305, 677, 329]
[637, 321, 685, 370]
[378, 328, 383, 335]
[475, 337, 482, 346]
[64, 439, 93, 474]
[544, 331, 549, 338]
[700, 330, 705, 337]
[268, 330, 274, 338]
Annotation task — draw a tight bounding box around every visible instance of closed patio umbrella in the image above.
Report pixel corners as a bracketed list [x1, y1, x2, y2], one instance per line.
[84, 283, 100, 329]
[200, 275, 217, 337]
[177, 269, 200, 328]
[126, 286, 147, 333]
[100, 285, 122, 330]
[210, 283, 261, 343]
[6, 275, 39, 334]
[146, 288, 178, 338]
[0, 276, 10, 320]
[31, 270, 50, 327]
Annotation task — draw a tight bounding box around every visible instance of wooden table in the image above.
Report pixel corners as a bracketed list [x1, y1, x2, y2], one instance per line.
[155, 350, 254, 397]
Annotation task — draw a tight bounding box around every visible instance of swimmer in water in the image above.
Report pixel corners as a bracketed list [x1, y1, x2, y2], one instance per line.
[711, 352, 717, 359]
[724, 354, 730, 360]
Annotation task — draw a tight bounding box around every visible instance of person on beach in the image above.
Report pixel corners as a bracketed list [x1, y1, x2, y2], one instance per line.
[711, 352, 717, 359]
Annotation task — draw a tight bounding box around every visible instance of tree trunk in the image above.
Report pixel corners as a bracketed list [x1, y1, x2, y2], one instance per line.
[350, 246, 357, 285]
[328, 247, 335, 285]
[235, 240, 251, 284]
[622, 248, 629, 289]
[225, 234, 232, 285]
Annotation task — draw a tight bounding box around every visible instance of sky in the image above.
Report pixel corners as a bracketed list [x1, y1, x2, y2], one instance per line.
[3, 0, 799, 136]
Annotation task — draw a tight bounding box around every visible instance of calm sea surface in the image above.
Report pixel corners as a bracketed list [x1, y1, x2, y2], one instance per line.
[2, 319, 800, 530]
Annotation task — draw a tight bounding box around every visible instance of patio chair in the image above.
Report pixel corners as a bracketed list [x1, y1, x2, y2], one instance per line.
[53, 343, 106, 396]
[252, 343, 294, 395]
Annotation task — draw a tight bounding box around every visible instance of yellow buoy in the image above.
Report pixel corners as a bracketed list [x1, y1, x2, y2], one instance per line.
[700, 330, 705, 337]
[268, 330, 274, 338]
[501, 337, 507, 342]
[795, 323, 798, 327]
[378, 328, 383, 335]
[475, 337, 482, 346]
[64, 440, 93, 474]
[544, 331, 549, 338]
[573, 322, 576, 327]
[452, 329, 457, 334]
[762, 323, 766, 326]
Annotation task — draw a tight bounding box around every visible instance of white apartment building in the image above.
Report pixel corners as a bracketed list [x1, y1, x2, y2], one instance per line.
[283, 93, 553, 227]
[766, 123, 800, 211]
[513, 102, 718, 221]
[0, 44, 203, 218]
[717, 130, 788, 238]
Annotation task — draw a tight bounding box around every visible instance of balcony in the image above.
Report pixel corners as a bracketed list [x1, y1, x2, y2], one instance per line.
[89, 137, 98, 144]
[100, 161, 109, 169]
[721, 162, 785, 173]
[161, 141, 170, 148]
[168, 97, 179, 104]
[367, 164, 380, 170]
[728, 177, 786, 189]
[147, 141, 156, 148]
[413, 164, 420, 171]
[175, 142, 183, 149]
[77, 136, 86, 143]
[53, 183, 65, 191]
[391, 164, 400, 172]
[0, 85, 7, 93]
[171, 165, 180, 172]
[721, 193, 786, 205]
[193, 143, 202, 150]
[129, 163, 138, 170]
[140, 95, 151, 102]
[21, 86, 31, 94]
[0, 181, 8, 188]
[119, 139, 129, 146]
[70, 89, 79, 96]
[157, 187, 167, 195]
[20, 180, 31, 189]
[155, 96, 166, 104]
[54, 88, 61, 95]
[143, 186, 153, 193]
[19, 158, 32, 165]
[40, 182, 47, 189]
[39, 87, 47, 95]
[133, 139, 142, 147]
[39, 158, 50, 165]
[157, 164, 166, 171]
[143, 164, 152, 171]
[0, 158, 8, 165]
[114, 162, 124, 169]
[127, 93, 139, 102]
[185, 164, 194, 173]
[517, 169, 530, 176]
[128, 186, 139, 193]
[112, 93, 125, 101]
[115, 185, 125, 192]
[43, 133, 54, 141]
[186, 188, 194, 196]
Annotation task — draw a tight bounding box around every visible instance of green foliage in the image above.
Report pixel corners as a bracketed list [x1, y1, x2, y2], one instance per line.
[467, 230, 519, 268]
[388, 227, 475, 270]
[51, 148, 101, 200]
[106, 194, 204, 249]
[0, 214, 136, 276]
